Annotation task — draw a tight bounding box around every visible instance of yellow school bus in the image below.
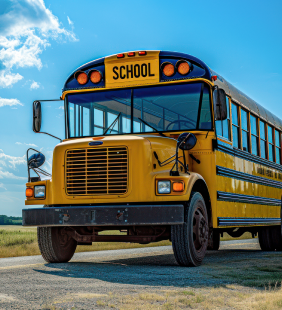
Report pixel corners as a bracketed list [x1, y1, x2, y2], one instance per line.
[22, 50, 282, 267]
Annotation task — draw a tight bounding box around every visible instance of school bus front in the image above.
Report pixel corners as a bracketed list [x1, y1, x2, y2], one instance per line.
[22, 50, 229, 267]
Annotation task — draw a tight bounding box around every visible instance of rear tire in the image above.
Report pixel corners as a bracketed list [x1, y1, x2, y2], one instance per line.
[258, 226, 282, 251]
[207, 229, 220, 251]
[37, 227, 77, 263]
[171, 192, 209, 267]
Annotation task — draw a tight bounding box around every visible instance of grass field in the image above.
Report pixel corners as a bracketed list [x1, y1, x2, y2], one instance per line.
[0, 225, 254, 258]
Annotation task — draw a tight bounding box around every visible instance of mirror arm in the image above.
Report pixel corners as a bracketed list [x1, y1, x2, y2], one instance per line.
[37, 131, 62, 142]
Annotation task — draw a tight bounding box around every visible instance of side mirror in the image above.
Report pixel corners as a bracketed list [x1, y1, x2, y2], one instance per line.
[28, 152, 45, 169]
[177, 132, 197, 151]
[33, 101, 42, 132]
[213, 88, 227, 121]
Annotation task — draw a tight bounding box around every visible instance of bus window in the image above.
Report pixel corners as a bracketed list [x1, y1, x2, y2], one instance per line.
[260, 121, 266, 159]
[231, 103, 239, 148]
[241, 109, 249, 152]
[199, 86, 212, 130]
[215, 96, 230, 140]
[94, 108, 104, 135]
[275, 130, 281, 164]
[268, 125, 274, 161]
[250, 115, 258, 156]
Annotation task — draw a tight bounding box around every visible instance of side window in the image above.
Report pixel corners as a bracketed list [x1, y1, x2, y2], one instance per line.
[260, 121, 266, 159]
[231, 103, 239, 148]
[268, 125, 274, 162]
[275, 130, 281, 164]
[215, 96, 230, 139]
[241, 109, 249, 152]
[250, 115, 258, 156]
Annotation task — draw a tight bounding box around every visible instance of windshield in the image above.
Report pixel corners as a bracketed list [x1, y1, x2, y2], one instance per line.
[67, 82, 212, 138]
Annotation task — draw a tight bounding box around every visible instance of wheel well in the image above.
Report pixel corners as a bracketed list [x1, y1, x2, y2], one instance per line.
[191, 179, 212, 226]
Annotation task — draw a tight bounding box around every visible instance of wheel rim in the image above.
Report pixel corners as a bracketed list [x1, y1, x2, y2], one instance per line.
[192, 205, 208, 252]
[57, 228, 72, 248]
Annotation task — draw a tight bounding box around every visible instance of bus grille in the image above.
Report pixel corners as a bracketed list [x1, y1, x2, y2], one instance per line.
[65, 147, 128, 196]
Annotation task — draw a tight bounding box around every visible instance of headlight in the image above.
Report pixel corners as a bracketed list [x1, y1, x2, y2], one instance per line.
[34, 186, 45, 198]
[158, 181, 171, 194]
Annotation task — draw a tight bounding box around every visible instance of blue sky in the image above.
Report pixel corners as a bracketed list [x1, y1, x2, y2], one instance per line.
[0, 0, 282, 216]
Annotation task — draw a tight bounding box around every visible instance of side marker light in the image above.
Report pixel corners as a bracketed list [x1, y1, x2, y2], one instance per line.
[173, 182, 184, 192]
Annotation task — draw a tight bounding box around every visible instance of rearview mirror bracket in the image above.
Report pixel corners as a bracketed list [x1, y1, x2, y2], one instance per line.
[32, 99, 63, 142]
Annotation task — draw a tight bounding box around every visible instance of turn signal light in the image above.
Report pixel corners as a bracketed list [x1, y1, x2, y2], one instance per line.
[90, 70, 102, 84]
[162, 62, 175, 77]
[127, 52, 135, 57]
[76, 72, 88, 85]
[26, 188, 33, 197]
[172, 182, 184, 192]
[177, 61, 190, 75]
[117, 53, 124, 58]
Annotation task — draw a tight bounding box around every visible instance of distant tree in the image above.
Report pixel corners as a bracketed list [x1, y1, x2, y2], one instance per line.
[0, 215, 22, 225]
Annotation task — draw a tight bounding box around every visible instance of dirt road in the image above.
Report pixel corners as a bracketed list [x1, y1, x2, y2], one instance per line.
[0, 239, 281, 310]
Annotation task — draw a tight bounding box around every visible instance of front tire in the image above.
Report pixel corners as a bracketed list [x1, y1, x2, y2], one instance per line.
[171, 192, 209, 267]
[37, 227, 77, 263]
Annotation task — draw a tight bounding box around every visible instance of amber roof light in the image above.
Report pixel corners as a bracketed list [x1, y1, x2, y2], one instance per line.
[162, 62, 175, 77]
[90, 70, 102, 84]
[177, 61, 190, 75]
[76, 72, 88, 85]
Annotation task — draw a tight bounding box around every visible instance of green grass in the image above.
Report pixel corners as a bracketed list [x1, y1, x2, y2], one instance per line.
[0, 226, 254, 258]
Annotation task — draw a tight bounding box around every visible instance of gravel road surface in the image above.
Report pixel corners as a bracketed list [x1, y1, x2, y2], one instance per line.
[0, 238, 278, 309]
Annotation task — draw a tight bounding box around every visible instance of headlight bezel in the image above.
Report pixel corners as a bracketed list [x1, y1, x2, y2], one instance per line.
[34, 185, 46, 199]
[157, 180, 171, 194]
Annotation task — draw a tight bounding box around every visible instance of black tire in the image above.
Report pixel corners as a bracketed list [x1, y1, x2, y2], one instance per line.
[37, 227, 77, 263]
[259, 226, 282, 251]
[171, 192, 209, 267]
[207, 229, 220, 251]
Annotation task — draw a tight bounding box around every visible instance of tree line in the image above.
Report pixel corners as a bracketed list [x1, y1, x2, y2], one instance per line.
[0, 215, 22, 225]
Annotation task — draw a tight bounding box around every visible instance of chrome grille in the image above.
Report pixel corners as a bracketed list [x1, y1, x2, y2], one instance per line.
[66, 147, 128, 195]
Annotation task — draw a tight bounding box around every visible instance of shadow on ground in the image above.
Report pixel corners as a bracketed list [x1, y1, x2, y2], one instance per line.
[33, 249, 282, 288]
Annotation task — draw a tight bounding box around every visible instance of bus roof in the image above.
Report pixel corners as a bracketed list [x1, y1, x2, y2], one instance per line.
[63, 50, 282, 131]
[212, 70, 282, 131]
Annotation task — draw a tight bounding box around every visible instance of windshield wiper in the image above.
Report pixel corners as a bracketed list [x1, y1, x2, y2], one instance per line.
[138, 118, 167, 137]
[103, 112, 121, 135]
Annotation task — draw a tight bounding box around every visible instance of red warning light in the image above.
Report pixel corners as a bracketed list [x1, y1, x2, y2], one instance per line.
[117, 53, 124, 58]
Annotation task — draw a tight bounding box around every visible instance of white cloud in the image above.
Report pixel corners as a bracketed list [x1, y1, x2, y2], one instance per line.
[30, 81, 39, 89]
[0, 0, 77, 88]
[0, 183, 7, 190]
[0, 168, 26, 180]
[67, 16, 74, 26]
[0, 97, 23, 108]
[15, 142, 38, 147]
[0, 150, 26, 169]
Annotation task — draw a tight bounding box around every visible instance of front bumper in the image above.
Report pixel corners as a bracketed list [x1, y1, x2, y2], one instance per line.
[22, 204, 184, 227]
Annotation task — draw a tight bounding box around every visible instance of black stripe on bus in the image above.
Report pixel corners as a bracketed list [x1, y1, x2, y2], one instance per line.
[217, 191, 281, 206]
[216, 166, 282, 189]
[216, 143, 282, 172]
[218, 217, 281, 227]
